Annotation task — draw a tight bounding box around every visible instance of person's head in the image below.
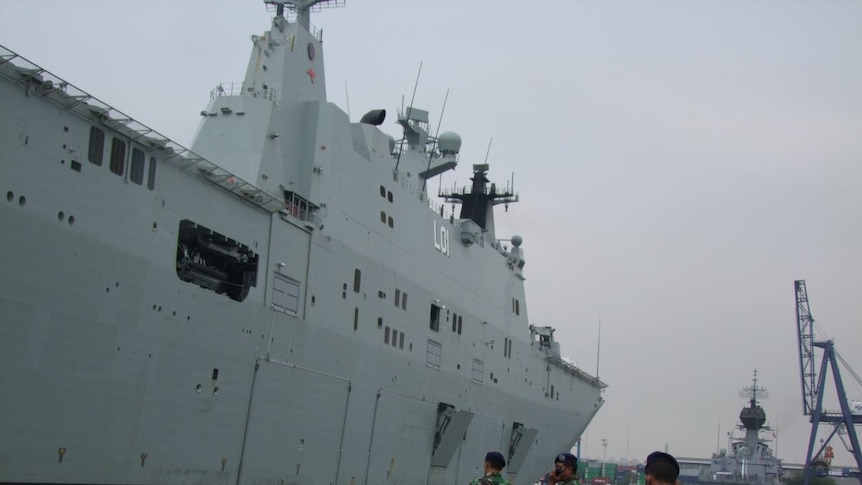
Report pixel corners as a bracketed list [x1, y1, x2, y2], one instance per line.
[645, 451, 679, 485]
[484, 451, 506, 474]
[554, 452, 578, 480]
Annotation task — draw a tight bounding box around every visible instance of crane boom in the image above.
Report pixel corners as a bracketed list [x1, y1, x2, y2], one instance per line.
[793, 280, 862, 485]
[796, 280, 817, 416]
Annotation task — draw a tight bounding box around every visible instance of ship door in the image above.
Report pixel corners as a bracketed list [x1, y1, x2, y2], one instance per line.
[238, 360, 350, 484]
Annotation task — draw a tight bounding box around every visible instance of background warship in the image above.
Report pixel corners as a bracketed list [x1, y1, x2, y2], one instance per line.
[700, 373, 782, 485]
[0, 1, 605, 483]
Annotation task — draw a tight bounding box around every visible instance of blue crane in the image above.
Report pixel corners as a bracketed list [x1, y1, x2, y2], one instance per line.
[795, 280, 862, 485]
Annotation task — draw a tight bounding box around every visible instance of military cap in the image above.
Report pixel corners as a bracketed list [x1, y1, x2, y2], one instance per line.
[555, 452, 578, 472]
[646, 451, 679, 475]
[486, 451, 506, 470]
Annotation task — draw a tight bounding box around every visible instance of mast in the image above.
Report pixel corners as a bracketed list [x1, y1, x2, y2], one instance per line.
[265, 0, 339, 28]
[738, 370, 770, 458]
[441, 164, 518, 241]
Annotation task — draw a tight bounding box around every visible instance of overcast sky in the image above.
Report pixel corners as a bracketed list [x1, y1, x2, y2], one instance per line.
[2, 0, 861, 468]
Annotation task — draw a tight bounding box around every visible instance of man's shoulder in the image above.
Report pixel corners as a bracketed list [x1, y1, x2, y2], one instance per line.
[550, 479, 578, 485]
[470, 475, 510, 485]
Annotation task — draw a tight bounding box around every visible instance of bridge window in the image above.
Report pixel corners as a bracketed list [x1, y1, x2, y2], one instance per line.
[353, 269, 361, 293]
[147, 157, 157, 190]
[109, 138, 125, 176]
[130, 148, 145, 185]
[430, 303, 441, 332]
[394, 289, 407, 310]
[87, 127, 104, 166]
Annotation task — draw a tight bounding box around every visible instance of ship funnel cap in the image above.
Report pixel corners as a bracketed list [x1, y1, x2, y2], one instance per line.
[360, 109, 386, 125]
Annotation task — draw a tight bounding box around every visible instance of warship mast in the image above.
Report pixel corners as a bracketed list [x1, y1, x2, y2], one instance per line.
[441, 164, 518, 242]
[738, 370, 771, 459]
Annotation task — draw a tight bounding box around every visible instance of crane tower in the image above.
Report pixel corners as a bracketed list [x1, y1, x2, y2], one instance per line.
[794, 280, 862, 485]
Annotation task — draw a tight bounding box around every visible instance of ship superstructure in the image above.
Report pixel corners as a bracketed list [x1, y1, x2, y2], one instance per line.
[0, 1, 605, 484]
[701, 372, 782, 485]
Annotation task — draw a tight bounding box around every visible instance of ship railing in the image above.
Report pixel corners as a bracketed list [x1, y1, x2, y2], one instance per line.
[392, 172, 516, 251]
[265, 0, 346, 41]
[392, 170, 458, 222]
[425, 197, 457, 221]
[281, 192, 316, 223]
[174, 155, 287, 213]
[0, 44, 287, 214]
[0, 46, 95, 111]
[440, 187, 520, 212]
[210, 82, 279, 103]
[304, 22, 324, 42]
[546, 354, 608, 389]
[490, 240, 520, 257]
[439, 184, 519, 200]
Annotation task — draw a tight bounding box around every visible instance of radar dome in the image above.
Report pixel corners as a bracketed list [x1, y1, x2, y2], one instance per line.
[511, 235, 523, 247]
[438, 131, 462, 156]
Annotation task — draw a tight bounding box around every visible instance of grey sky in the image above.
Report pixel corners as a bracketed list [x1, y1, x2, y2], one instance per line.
[2, 0, 860, 467]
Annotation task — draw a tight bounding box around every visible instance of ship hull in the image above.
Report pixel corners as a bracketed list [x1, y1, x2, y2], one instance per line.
[0, 55, 603, 484]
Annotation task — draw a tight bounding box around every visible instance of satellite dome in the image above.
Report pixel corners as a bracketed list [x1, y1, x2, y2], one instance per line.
[739, 404, 766, 430]
[438, 131, 462, 156]
[511, 235, 523, 247]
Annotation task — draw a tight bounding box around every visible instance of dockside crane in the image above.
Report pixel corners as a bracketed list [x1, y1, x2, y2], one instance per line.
[795, 280, 862, 485]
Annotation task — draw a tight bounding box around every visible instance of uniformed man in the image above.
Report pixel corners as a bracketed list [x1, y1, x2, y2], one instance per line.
[470, 451, 510, 485]
[546, 452, 578, 485]
[644, 451, 680, 485]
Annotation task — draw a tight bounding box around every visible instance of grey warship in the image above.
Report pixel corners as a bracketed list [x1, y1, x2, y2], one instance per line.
[0, 1, 605, 484]
[700, 372, 782, 485]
